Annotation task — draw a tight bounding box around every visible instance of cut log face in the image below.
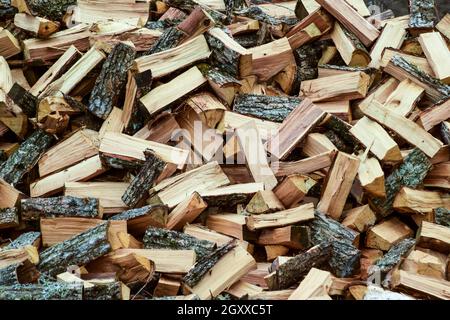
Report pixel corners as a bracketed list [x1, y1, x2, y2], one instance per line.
[288, 268, 332, 300]
[274, 174, 317, 208]
[417, 221, 450, 255]
[393, 187, 450, 215]
[166, 192, 208, 230]
[341, 205, 376, 233]
[366, 217, 414, 251]
[418, 32, 450, 84]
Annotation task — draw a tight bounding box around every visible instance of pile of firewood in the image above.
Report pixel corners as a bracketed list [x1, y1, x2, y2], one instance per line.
[0, 0, 449, 300]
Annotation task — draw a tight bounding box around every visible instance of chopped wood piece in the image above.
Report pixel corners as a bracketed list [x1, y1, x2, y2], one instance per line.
[0, 283, 83, 300]
[154, 276, 181, 297]
[38, 222, 111, 277]
[206, 27, 252, 79]
[14, 13, 59, 38]
[30, 155, 106, 197]
[167, 192, 207, 230]
[417, 221, 450, 254]
[185, 92, 226, 129]
[393, 187, 450, 214]
[0, 130, 53, 186]
[366, 218, 414, 251]
[140, 66, 207, 116]
[3, 232, 41, 251]
[204, 67, 241, 106]
[0, 178, 25, 209]
[274, 174, 316, 208]
[235, 120, 277, 190]
[143, 227, 215, 259]
[200, 183, 263, 208]
[225, 280, 263, 299]
[265, 245, 289, 261]
[300, 71, 370, 102]
[369, 22, 407, 69]
[384, 79, 424, 117]
[0, 28, 21, 58]
[418, 32, 450, 84]
[288, 268, 332, 300]
[380, 48, 434, 76]
[315, 0, 380, 47]
[206, 214, 252, 241]
[424, 161, 450, 190]
[7, 83, 37, 118]
[331, 22, 371, 67]
[402, 248, 447, 279]
[408, 0, 438, 34]
[342, 205, 376, 233]
[391, 269, 450, 300]
[110, 205, 168, 235]
[0, 207, 19, 230]
[184, 224, 234, 247]
[184, 243, 256, 300]
[373, 238, 416, 277]
[258, 225, 311, 250]
[435, 207, 450, 227]
[418, 99, 450, 132]
[266, 99, 326, 160]
[246, 190, 284, 214]
[272, 151, 336, 177]
[361, 100, 443, 157]
[317, 152, 360, 220]
[21, 196, 100, 221]
[0, 260, 39, 285]
[246, 203, 315, 231]
[133, 35, 210, 76]
[358, 156, 385, 197]
[436, 13, 450, 40]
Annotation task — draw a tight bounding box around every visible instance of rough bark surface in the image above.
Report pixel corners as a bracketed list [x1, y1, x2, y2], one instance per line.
[233, 94, 301, 122]
[21, 196, 99, 221]
[121, 150, 166, 208]
[0, 0, 16, 21]
[330, 240, 361, 278]
[38, 222, 111, 277]
[323, 115, 361, 153]
[203, 66, 241, 88]
[0, 282, 83, 300]
[143, 227, 216, 259]
[2, 232, 41, 250]
[7, 83, 37, 117]
[88, 43, 136, 119]
[234, 6, 298, 27]
[269, 242, 332, 290]
[84, 282, 123, 300]
[109, 204, 167, 222]
[146, 27, 185, 55]
[370, 148, 432, 217]
[0, 263, 20, 285]
[435, 207, 450, 227]
[28, 0, 76, 21]
[294, 43, 322, 87]
[373, 238, 416, 276]
[101, 154, 144, 171]
[205, 32, 244, 79]
[0, 207, 19, 228]
[409, 0, 438, 30]
[441, 122, 450, 145]
[124, 70, 152, 135]
[0, 130, 53, 186]
[183, 241, 237, 288]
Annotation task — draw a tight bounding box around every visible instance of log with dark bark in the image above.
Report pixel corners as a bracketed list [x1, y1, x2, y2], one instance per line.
[322, 114, 361, 153]
[101, 154, 144, 171]
[265, 242, 332, 290]
[2, 232, 41, 250]
[88, 43, 136, 120]
[27, 0, 76, 21]
[7, 83, 37, 118]
[370, 148, 432, 217]
[291, 43, 322, 93]
[234, 6, 298, 29]
[0, 207, 19, 230]
[0, 260, 39, 285]
[183, 241, 236, 288]
[109, 204, 168, 235]
[0, 0, 16, 21]
[233, 94, 301, 122]
[121, 150, 167, 208]
[20, 196, 99, 221]
[146, 27, 185, 55]
[38, 222, 111, 277]
[373, 238, 416, 277]
[0, 130, 53, 186]
[84, 281, 123, 300]
[143, 227, 216, 259]
[124, 70, 152, 135]
[435, 207, 450, 227]
[0, 282, 83, 300]
[408, 0, 438, 32]
[441, 122, 450, 145]
[330, 240, 361, 278]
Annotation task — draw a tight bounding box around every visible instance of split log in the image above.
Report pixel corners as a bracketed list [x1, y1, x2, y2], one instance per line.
[408, 0, 438, 34]
[393, 187, 450, 214]
[27, 0, 76, 21]
[273, 174, 317, 208]
[140, 66, 207, 116]
[2, 232, 41, 250]
[166, 192, 208, 230]
[183, 224, 234, 247]
[331, 22, 371, 67]
[266, 99, 325, 160]
[0, 129, 53, 186]
[13, 13, 59, 38]
[436, 13, 450, 41]
[87, 43, 135, 120]
[0, 207, 19, 230]
[315, 0, 380, 47]
[233, 94, 300, 122]
[84, 281, 128, 300]
[288, 268, 332, 300]
[121, 150, 169, 208]
[309, 211, 360, 246]
[341, 205, 376, 233]
[402, 248, 447, 279]
[317, 152, 360, 220]
[200, 183, 263, 208]
[246, 203, 315, 231]
[206, 27, 252, 79]
[203, 67, 241, 106]
[0, 28, 21, 58]
[246, 190, 284, 214]
[368, 22, 407, 69]
[435, 207, 450, 227]
[154, 276, 181, 297]
[225, 280, 262, 299]
[302, 133, 337, 157]
[272, 151, 336, 177]
[380, 48, 434, 76]
[417, 221, 450, 254]
[366, 218, 414, 251]
[143, 227, 215, 259]
[0, 260, 39, 285]
[295, 0, 320, 19]
[300, 71, 370, 102]
[0, 246, 39, 268]
[360, 100, 443, 158]
[21, 196, 100, 221]
[418, 99, 450, 132]
[418, 32, 450, 84]
[390, 269, 450, 300]
[145, 27, 185, 55]
[258, 225, 310, 250]
[373, 238, 416, 277]
[7, 83, 37, 117]
[358, 156, 385, 197]
[383, 79, 424, 117]
[0, 178, 25, 208]
[110, 205, 168, 236]
[441, 122, 450, 145]
[0, 282, 82, 300]
[38, 222, 111, 277]
[183, 242, 256, 300]
[206, 214, 254, 241]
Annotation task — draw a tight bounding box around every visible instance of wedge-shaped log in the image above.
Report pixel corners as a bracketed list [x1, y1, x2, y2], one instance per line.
[133, 35, 210, 76]
[200, 183, 263, 208]
[0, 28, 21, 59]
[246, 203, 315, 231]
[258, 225, 311, 250]
[7, 83, 37, 117]
[246, 190, 285, 215]
[418, 99, 450, 132]
[424, 162, 450, 190]
[14, 13, 59, 38]
[30, 155, 106, 197]
[373, 238, 416, 277]
[418, 32, 450, 84]
[288, 268, 332, 300]
[342, 205, 376, 233]
[380, 48, 434, 76]
[206, 214, 254, 241]
[206, 27, 252, 79]
[391, 269, 450, 300]
[383, 79, 424, 117]
[315, 0, 380, 47]
[274, 174, 317, 208]
[369, 22, 407, 69]
[140, 66, 207, 116]
[266, 98, 326, 160]
[331, 22, 370, 67]
[393, 187, 450, 214]
[167, 192, 208, 230]
[2, 232, 41, 250]
[0, 179, 26, 209]
[300, 71, 370, 102]
[417, 221, 450, 254]
[366, 217, 414, 251]
[272, 151, 336, 177]
[358, 156, 385, 197]
[317, 152, 360, 220]
[110, 205, 168, 235]
[38, 222, 111, 277]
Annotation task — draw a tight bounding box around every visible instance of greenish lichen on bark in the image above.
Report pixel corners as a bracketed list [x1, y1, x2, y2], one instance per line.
[0, 207, 19, 229]
[21, 196, 99, 221]
[233, 94, 301, 122]
[408, 0, 437, 29]
[88, 42, 136, 119]
[373, 238, 416, 276]
[0, 282, 83, 300]
[183, 241, 236, 288]
[143, 227, 216, 259]
[84, 282, 123, 300]
[145, 27, 185, 55]
[0, 129, 53, 186]
[27, 0, 76, 21]
[2, 232, 41, 250]
[370, 148, 432, 217]
[38, 222, 111, 278]
[435, 207, 450, 227]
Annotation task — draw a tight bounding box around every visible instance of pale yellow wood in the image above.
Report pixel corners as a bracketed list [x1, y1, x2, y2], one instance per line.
[402, 249, 447, 280]
[98, 107, 124, 139]
[418, 32, 450, 84]
[342, 205, 376, 232]
[369, 22, 407, 69]
[383, 79, 424, 116]
[436, 13, 450, 41]
[288, 268, 332, 300]
[302, 133, 337, 157]
[0, 28, 21, 58]
[393, 187, 450, 214]
[366, 217, 414, 251]
[358, 156, 385, 197]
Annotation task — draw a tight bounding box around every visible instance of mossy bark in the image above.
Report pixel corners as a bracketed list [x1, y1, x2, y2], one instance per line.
[2, 232, 41, 250]
[0, 282, 83, 300]
[434, 207, 450, 227]
[373, 238, 416, 276]
[0, 207, 19, 229]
